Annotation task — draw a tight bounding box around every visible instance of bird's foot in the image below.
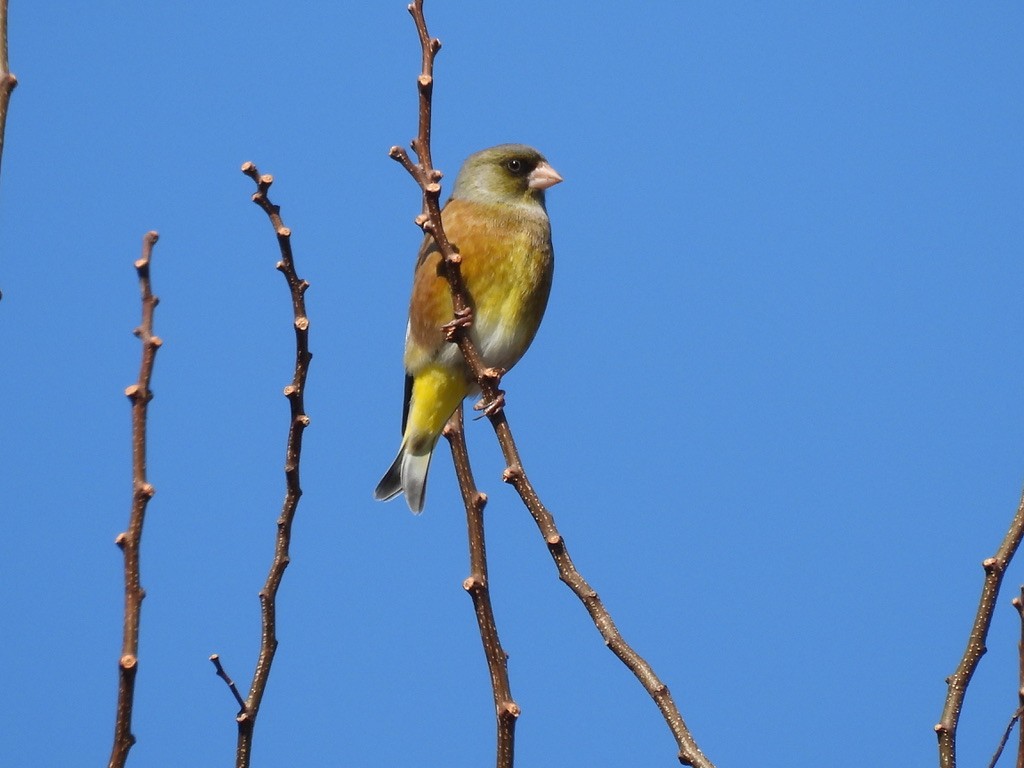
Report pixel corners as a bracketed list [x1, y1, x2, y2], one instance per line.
[473, 386, 506, 418]
[480, 366, 506, 387]
[441, 307, 474, 342]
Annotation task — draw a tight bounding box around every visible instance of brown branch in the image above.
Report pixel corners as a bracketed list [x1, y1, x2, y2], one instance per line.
[1012, 588, 1024, 768]
[492, 416, 713, 768]
[213, 163, 312, 768]
[108, 231, 161, 768]
[987, 589, 1024, 768]
[937, 487, 1024, 768]
[988, 705, 1024, 768]
[0, 0, 17, 303]
[0, 0, 17, 184]
[209, 654, 247, 715]
[443, 406, 518, 768]
[390, 3, 715, 766]
[388, 1, 496, 410]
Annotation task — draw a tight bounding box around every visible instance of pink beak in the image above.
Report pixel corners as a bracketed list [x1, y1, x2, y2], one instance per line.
[528, 161, 563, 191]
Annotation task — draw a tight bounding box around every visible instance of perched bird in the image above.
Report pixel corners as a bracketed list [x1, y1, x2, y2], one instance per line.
[375, 144, 563, 513]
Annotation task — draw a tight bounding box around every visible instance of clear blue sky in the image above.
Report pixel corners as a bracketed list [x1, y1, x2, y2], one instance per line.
[3, 3, 1023, 766]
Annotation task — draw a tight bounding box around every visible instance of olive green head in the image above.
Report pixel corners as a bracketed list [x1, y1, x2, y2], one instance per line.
[451, 144, 562, 207]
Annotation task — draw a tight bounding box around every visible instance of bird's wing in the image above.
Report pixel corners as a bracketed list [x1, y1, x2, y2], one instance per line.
[401, 372, 413, 435]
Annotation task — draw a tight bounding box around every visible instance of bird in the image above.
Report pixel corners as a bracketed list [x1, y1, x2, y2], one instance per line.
[375, 144, 562, 513]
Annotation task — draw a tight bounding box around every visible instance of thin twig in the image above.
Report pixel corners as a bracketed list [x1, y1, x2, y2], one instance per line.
[209, 655, 247, 715]
[1012, 588, 1024, 768]
[388, 2, 495, 409]
[213, 164, 312, 768]
[0, 0, 17, 185]
[492, 420, 713, 767]
[987, 705, 1023, 768]
[444, 406, 518, 768]
[108, 231, 161, 768]
[0, 0, 17, 303]
[390, 3, 715, 766]
[937, 487, 1024, 768]
[982, 584, 1024, 768]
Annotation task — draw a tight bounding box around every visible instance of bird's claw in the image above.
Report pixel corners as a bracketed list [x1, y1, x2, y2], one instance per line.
[441, 307, 474, 342]
[473, 389, 506, 418]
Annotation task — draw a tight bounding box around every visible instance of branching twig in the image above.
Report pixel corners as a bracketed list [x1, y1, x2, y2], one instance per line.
[0, 0, 17, 184]
[209, 654, 247, 715]
[108, 231, 161, 768]
[213, 164, 312, 768]
[388, 2, 497, 413]
[444, 406, 518, 768]
[937, 488, 1024, 768]
[1010, 588, 1024, 768]
[988, 707, 1022, 768]
[983, 586, 1024, 768]
[493, 423, 713, 768]
[982, 585, 1024, 768]
[390, 3, 715, 766]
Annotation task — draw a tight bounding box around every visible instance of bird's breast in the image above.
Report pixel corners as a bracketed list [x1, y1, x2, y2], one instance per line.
[405, 198, 554, 376]
[456, 206, 553, 370]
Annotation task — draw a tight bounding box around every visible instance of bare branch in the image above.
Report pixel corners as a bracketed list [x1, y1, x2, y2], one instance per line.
[1012, 588, 1024, 768]
[444, 407, 518, 768]
[214, 164, 312, 768]
[987, 704, 1023, 768]
[209, 655, 247, 715]
[0, 0, 17, 184]
[937, 488, 1024, 768]
[391, 3, 715, 766]
[108, 231, 161, 768]
[493, 421, 713, 768]
[389, 2, 494, 411]
[984, 588, 1024, 768]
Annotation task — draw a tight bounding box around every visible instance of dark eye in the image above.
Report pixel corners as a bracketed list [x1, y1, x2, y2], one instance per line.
[505, 158, 524, 173]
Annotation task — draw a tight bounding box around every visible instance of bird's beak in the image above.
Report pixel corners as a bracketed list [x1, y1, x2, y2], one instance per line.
[528, 161, 563, 191]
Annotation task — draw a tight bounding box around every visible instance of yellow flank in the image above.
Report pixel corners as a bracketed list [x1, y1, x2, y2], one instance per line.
[403, 363, 471, 453]
[487, 230, 551, 364]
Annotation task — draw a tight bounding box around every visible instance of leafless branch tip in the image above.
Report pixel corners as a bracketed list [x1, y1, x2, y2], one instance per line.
[0, 0, 17, 184]
[937, 489, 1024, 768]
[108, 231, 161, 768]
[217, 164, 312, 768]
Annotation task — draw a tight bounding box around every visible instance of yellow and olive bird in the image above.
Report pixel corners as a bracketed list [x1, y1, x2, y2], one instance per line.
[375, 144, 563, 513]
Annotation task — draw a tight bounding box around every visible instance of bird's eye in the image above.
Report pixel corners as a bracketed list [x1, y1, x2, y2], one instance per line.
[505, 158, 524, 173]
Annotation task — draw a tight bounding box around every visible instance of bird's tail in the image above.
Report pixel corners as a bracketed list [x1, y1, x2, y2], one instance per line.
[376, 363, 468, 513]
[374, 440, 434, 514]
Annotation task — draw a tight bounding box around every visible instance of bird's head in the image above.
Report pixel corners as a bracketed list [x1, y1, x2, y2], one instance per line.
[451, 144, 562, 209]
